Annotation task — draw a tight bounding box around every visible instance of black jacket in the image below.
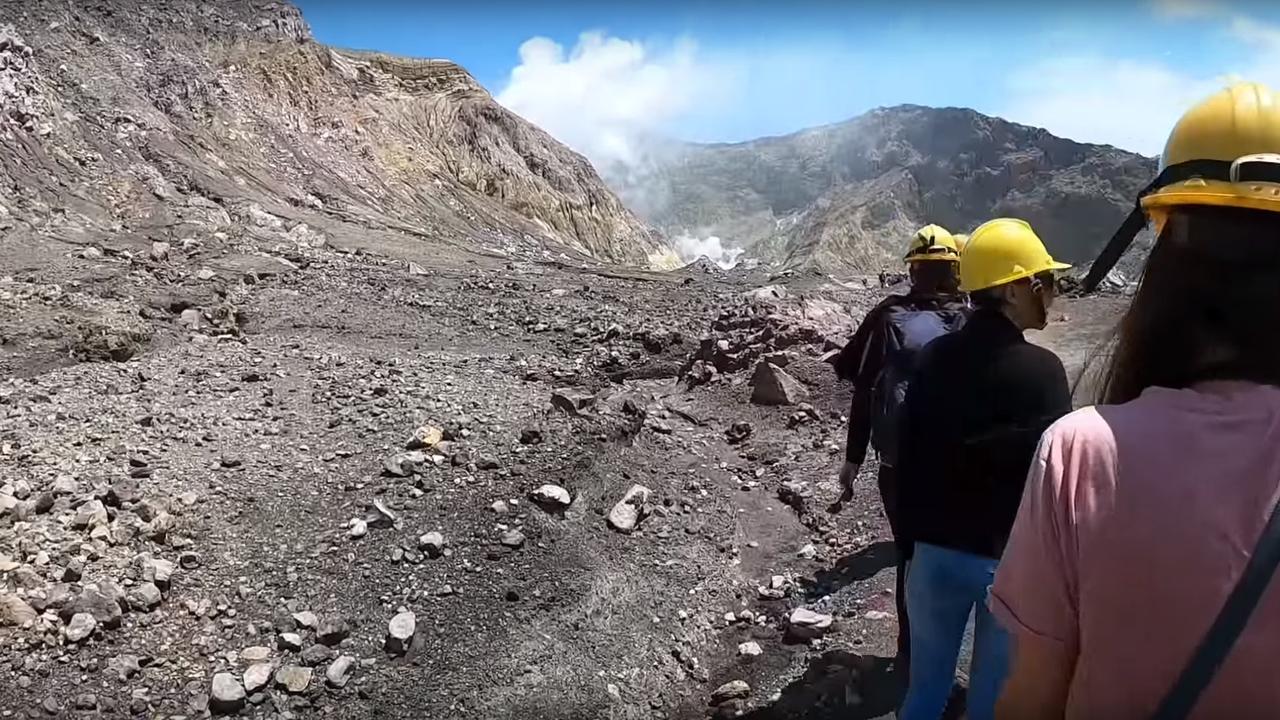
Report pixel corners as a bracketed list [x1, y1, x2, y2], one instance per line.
[836, 291, 970, 465]
[897, 309, 1072, 559]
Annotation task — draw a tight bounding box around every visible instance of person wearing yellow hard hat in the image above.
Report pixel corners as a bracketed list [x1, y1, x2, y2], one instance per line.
[831, 223, 970, 666]
[893, 218, 1072, 720]
[994, 82, 1280, 719]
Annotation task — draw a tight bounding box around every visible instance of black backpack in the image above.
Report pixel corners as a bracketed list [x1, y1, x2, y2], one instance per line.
[870, 302, 967, 467]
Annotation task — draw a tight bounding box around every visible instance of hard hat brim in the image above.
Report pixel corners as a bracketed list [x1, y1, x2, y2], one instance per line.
[959, 261, 1072, 293]
[1142, 179, 1280, 220]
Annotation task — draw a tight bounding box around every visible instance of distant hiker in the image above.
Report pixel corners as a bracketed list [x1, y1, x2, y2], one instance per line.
[995, 82, 1280, 720]
[831, 223, 969, 663]
[895, 218, 1072, 720]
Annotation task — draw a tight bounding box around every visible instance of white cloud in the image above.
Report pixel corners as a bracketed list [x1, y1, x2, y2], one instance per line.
[496, 32, 729, 169]
[1151, 0, 1224, 19]
[1001, 58, 1221, 154]
[1001, 7, 1280, 154]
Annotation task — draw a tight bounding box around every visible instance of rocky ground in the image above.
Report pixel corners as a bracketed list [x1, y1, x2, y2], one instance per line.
[0, 207, 1126, 719]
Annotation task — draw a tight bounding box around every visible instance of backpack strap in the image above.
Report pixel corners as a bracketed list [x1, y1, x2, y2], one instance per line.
[1152, 496, 1280, 720]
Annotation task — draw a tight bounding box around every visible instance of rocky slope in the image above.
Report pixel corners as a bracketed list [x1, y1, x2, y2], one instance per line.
[0, 0, 675, 272]
[613, 106, 1156, 273]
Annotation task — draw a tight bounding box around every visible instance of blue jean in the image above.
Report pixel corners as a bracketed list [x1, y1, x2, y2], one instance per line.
[899, 542, 1010, 720]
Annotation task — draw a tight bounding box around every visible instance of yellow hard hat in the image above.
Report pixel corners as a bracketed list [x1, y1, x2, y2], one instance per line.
[960, 218, 1071, 293]
[1142, 81, 1280, 232]
[904, 224, 960, 263]
[1087, 81, 1280, 291]
[952, 233, 969, 252]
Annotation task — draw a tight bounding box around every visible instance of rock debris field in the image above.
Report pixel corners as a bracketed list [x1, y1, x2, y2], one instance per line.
[0, 223, 1125, 719]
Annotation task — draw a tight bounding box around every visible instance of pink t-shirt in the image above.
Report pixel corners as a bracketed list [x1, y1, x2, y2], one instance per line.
[992, 381, 1280, 719]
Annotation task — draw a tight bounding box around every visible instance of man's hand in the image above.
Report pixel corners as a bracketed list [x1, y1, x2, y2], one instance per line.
[838, 461, 860, 493]
[826, 461, 860, 514]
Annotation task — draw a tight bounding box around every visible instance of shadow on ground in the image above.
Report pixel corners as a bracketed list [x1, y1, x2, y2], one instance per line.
[734, 649, 969, 720]
[738, 651, 902, 720]
[804, 540, 898, 600]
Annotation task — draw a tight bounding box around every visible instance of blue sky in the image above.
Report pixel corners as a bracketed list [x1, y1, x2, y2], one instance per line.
[297, 0, 1280, 164]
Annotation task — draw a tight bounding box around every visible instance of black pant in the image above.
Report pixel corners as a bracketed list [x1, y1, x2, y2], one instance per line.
[878, 463, 912, 661]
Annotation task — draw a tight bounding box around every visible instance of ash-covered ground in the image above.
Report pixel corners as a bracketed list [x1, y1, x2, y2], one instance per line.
[0, 217, 1124, 719]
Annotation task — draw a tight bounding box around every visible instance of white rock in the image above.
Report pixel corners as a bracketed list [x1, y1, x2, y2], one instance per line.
[0, 594, 37, 627]
[750, 362, 810, 406]
[385, 611, 416, 655]
[500, 529, 526, 548]
[241, 646, 271, 663]
[383, 451, 427, 477]
[712, 680, 752, 703]
[738, 641, 763, 657]
[278, 633, 303, 652]
[210, 673, 246, 714]
[152, 559, 176, 588]
[246, 204, 283, 229]
[326, 655, 356, 688]
[419, 531, 445, 558]
[179, 308, 202, 330]
[51, 475, 78, 495]
[348, 519, 367, 538]
[788, 607, 834, 640]
[126, 582, 162, 612]
[405, 426, 443, 450]
[72, 500, 108, 529]
[243, 663, 273, 694]
[65, 612, 97, 643]
[530, 484, 572, 509]
[274, 665, 312, 694]
[369, 500, 397, 529]
[608, 485, 651, 533]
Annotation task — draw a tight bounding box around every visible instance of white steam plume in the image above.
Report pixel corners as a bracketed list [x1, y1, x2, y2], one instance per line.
[496, 32, 744, 265]
[672, 233, 744, 269]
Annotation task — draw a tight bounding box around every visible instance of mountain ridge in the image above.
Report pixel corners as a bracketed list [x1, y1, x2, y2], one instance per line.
[609, 104, 1157, 273]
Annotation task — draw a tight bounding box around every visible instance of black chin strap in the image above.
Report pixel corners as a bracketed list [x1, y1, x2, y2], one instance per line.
[1083, 207, 1148, 292]
[1082, 159, 1233, 293]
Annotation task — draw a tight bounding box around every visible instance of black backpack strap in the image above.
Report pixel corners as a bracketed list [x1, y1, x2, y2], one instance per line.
[1152, 496, 1280, 720]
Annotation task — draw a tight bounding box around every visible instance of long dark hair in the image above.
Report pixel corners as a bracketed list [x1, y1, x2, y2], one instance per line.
[1098, 204, 1280, 405]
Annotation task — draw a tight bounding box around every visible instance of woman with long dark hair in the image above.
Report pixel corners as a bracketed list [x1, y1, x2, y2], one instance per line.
[991, 82, 1280, 718]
